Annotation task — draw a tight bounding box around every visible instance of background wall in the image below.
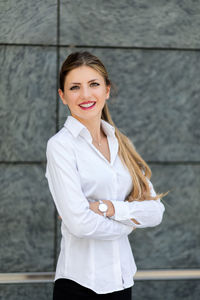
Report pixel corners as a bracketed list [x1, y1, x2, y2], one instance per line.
[0, 1, 200, 299]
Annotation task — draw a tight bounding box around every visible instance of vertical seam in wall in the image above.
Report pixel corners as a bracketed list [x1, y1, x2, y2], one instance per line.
[56, 0, 60, 132]
[53, 0, 60, 271]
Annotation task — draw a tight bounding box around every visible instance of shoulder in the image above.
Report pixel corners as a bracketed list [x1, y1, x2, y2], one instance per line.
[46, 127, 75, 157]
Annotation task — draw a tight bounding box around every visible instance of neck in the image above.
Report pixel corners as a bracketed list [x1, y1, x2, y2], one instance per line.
[71, 114, 105, 142]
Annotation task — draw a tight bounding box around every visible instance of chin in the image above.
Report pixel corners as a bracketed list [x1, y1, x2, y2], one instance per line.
[71, 109, 103, 120]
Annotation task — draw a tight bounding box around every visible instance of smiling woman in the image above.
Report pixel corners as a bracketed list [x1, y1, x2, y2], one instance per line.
[45, 51, 167, 300]
[58, 65, 110, 123]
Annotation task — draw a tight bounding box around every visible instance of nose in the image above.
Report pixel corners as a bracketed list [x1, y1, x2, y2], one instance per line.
[80, 85, 91, 99]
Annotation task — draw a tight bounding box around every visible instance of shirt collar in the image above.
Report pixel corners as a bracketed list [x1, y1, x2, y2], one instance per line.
[64, 115, 116, 141]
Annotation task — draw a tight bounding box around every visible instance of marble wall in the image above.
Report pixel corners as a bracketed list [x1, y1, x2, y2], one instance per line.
[0, 1, 199, 299]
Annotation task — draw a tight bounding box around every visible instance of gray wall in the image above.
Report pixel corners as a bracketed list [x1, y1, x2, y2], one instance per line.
[0, 1, 200, 299]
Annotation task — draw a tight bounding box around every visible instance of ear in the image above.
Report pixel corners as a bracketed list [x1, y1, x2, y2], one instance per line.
[58, 88, 68, 105]
[105, 85, 111, 100]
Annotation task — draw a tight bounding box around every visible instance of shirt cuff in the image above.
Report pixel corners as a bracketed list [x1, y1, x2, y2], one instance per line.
[110, 200, 144, 228]
[111, 200, 130, 221]
[109, 216, 138, 227]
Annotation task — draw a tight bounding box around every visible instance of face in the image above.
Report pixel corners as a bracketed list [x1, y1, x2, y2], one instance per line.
[58, 65, 110, 122]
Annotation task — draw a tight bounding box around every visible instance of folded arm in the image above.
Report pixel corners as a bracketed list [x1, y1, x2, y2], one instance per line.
[109, 178, 165, 228]
[45, 138, 135, 240]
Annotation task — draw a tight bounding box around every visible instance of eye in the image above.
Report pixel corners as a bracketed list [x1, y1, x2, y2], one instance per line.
[70, 85, 79, 90]
[69, 82, 99, 90]
[91, 82, 100, 87]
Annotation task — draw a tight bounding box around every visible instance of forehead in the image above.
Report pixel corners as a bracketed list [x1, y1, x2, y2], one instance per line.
[65, 66, 104, 84]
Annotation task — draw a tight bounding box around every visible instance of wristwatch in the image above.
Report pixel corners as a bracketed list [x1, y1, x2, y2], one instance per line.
[98, 200, 108, 217]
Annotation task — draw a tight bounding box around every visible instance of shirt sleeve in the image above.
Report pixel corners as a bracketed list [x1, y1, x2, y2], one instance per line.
[109, 178, 165, 228]
[45, 138, 135, 240]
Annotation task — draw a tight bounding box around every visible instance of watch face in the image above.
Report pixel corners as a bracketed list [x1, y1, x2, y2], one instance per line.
[99, 203, 108, 212]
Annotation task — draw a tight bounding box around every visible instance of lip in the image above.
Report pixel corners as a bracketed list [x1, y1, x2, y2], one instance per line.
[79, 101, 96, 105]
[79, 102, 96, 110]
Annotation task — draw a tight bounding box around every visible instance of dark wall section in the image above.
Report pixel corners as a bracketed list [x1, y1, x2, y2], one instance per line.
[0, 1, 199, 299]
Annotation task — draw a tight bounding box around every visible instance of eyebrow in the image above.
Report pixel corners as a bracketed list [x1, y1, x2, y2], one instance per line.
[70, 79, 99, 85]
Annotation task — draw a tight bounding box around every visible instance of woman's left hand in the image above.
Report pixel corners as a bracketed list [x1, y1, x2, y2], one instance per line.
[89, 200, 115, 217]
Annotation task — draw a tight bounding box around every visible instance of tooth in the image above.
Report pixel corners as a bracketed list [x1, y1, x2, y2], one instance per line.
[80, 102, 95, 107]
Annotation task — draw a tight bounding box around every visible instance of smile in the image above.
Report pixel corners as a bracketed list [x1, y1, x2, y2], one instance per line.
[79, 102, 96, 110]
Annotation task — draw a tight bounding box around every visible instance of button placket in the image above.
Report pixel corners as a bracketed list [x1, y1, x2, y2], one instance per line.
[110, 166, 117, 199]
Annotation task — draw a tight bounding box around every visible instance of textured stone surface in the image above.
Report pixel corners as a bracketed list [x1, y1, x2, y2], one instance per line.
[0, 283, 53, 300]
[0, 46, 57, 161]
[58, 47, 200, 161]
[57, 48, 71, 129]
[1, 0, 199, 297]
[0, 164, 54, 272]
[0, 0, 57, 44]
[129, 164, 200, 269]
[60, 0, 200, 48]
[132, 280, 200, 300]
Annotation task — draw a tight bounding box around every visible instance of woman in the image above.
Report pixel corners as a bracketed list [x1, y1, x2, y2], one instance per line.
[45, 51, 166, 299]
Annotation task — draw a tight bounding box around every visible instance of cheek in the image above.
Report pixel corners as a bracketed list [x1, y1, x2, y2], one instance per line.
[95, 88, 107, 99]
[65, 93, 79, 104]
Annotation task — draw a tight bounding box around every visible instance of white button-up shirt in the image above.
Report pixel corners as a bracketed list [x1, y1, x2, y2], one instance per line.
[45, 115, 165, 294]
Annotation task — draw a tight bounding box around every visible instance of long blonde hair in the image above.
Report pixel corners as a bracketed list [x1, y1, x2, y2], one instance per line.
[59, 51, 167, 202]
